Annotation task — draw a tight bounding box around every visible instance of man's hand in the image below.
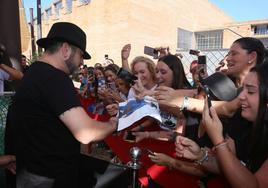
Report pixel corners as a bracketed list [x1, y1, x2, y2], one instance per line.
[0, 155, 16, 174]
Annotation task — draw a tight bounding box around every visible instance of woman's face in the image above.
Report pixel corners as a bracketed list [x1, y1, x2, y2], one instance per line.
[133, 61, 154, 88]
[115, 78, 129, 95]
[105, 70, 117, 83]
[156, 61, 173, 87]
[215, 56, 228, 74]
[226, 42, 252, 77]
[94, 69, 104, 79]
[238, 71, 259, 123]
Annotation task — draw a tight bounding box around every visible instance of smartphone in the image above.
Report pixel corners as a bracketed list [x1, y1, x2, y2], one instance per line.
[198, 55, 206, 65]
[203, 85, 212, 116]
[189, 49, 200, 56]
[144, 46, 158, 59]
[198, 55, 207, 79]
[146, 149, 155, 156]
[124, 131, 136, 142]
[98, 78, 106, 89]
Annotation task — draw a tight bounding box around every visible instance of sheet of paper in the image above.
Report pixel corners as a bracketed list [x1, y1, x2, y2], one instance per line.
[117, 96, 162, 131]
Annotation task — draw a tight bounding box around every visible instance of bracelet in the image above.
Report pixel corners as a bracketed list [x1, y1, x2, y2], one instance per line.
[213, 142, 227, 152]
[212, 140, 227, 152]
[180, 96, 188, 111]
[194, 148, 209, 165]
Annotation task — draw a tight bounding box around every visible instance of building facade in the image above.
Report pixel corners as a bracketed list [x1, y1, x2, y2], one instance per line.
[21, 0, 234, 65]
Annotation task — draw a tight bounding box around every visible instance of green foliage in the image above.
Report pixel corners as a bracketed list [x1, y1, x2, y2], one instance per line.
[28, 51, 42, 65]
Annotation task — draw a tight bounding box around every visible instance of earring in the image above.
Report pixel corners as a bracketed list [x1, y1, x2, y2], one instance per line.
[248, 61, 252, 64]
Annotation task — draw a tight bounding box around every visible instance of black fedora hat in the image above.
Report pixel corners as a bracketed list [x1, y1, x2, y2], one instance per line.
[203, 72, 237, 101]
[37, 22, 91, 59]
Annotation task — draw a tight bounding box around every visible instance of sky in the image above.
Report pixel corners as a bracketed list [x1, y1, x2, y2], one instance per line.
[22, 0, 268, 22]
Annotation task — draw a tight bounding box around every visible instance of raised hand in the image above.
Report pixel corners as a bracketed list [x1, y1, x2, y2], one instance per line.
[121, 44, 131, 61]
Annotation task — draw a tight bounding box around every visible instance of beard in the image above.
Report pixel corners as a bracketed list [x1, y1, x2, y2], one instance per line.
[65, 50, 78, 75]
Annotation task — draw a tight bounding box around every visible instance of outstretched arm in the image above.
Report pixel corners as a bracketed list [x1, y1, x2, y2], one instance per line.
[155, 86, 240, 118]
[149, 152, 207, 177]
[60, 106, 117, 144]
[0, 63, 23, 80]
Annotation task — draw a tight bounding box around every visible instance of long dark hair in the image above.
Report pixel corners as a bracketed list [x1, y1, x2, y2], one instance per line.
[247, 61, 268, 172]
[234, 37, 266, 65]
[158, 54, 192, 89]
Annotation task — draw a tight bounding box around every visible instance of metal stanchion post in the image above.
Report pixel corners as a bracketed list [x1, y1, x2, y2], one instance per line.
[127, 147, 142, 188]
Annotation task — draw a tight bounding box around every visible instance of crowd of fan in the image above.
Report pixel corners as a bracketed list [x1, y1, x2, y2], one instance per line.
[1, 31, 268, 187]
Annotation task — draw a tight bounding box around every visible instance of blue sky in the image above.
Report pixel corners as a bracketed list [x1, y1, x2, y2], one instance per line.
[22, 0, 268, 22]
[209, 0, 268, 21]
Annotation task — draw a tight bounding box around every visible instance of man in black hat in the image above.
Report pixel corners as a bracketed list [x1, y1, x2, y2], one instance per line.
[11, 22, 118, 188]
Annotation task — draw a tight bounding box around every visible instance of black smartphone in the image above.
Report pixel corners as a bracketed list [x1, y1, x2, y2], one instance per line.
[198, 55, 206, 65]
[124, 131, 136, 142]
[144, 46, 158, 59]
[203, 85, 212, 112]
[198, 55, 207, 79]
[189, 49, 200, 56]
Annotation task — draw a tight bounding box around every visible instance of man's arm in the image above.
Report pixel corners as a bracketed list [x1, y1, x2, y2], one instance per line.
[59, 106, 117, 144]
[0, 64, 23, 80]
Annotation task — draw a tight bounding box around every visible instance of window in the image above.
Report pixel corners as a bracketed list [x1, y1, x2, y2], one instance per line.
[65, 0, 72, 13]
[195, 30, 223, 50]
[54, 1, 62, 18]
[177, 28, 193, 50]
[252, 24, 268, 35]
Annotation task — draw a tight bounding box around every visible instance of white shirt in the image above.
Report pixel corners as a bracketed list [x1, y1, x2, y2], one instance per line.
[0, 69, 10, 92]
